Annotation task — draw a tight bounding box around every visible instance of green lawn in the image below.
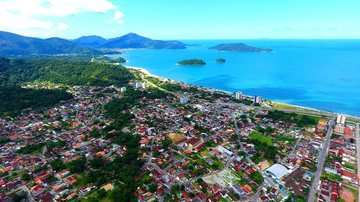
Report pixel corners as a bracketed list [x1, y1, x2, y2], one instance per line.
[249, 132, 273, 146]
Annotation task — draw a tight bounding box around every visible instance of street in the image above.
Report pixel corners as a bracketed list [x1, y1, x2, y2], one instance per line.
[307, 116, 336, 202]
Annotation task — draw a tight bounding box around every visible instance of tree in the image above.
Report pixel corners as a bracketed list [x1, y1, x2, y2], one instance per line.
[21, 173, 31, 181]
[11, 190, 28, 202]
[50, 158, 66, 171]
[196, 178, 204, 184]
[97, 189, 107, 199]
[148, 184, 157, 193]
[90, 156, 105, 169]
[161, 138, 172, 149]
[67, 155, 86, 173]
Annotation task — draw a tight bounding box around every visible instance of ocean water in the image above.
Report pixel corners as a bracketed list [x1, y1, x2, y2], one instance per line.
[117, 40, 360, 116]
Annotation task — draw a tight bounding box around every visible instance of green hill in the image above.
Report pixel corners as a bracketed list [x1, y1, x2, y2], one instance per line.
[0, 31, 101, 57]
[98, 33, 187, 49]
[0, 57, 133, 86]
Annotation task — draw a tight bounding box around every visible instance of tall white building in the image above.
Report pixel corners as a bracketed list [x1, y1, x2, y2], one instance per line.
[336, 114, 346, 125]
[254, 96, 262, 104]
[235, 92, 243, 100]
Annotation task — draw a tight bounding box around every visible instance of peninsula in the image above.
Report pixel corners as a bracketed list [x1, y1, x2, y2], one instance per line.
[210, 43, 273, 52]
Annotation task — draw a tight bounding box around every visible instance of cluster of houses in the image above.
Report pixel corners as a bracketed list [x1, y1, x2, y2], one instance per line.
[0, 85, 125, 201]
[1, 75, 359, 202]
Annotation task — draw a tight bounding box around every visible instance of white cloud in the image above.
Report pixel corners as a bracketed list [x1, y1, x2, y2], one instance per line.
[0, 0, 117, 17]
[106, 10, 124, 24]
[0, 0, 121, 37]
[113, 11, 124, 24]
[56, 23, 70, 31]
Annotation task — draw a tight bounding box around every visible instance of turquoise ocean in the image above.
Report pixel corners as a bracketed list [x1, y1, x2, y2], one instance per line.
[116, 40, 360, 116]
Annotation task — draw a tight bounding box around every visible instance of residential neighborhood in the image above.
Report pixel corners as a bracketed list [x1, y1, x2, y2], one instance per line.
[0, 71, 359, 202]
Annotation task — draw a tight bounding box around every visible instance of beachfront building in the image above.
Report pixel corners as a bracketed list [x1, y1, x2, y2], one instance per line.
[336, 114, 346, 125]
[236, 92, 243, 100]
[254, 96, 262, 104]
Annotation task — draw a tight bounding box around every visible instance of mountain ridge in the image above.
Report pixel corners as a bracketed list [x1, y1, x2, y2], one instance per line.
[73, 33, 187, 49]
[0, 31, 101, 57]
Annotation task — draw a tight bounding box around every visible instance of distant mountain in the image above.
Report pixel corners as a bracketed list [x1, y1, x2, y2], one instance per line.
[72, 35, 107, 48]
[0, 31, 101, 57]
[210, 43, 273, 52]
[98, 33, 187, 49]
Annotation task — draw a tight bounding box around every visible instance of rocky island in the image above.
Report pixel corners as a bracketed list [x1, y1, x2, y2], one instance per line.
[216, 58, 226, 63]
[210, 43, 273, 52]
[177, 59, 206, 66]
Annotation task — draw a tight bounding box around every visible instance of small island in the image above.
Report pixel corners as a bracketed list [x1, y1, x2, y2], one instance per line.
[210, 43, 273, 52]
[216, 58, 226, 63]
[177, 59, 206, 66]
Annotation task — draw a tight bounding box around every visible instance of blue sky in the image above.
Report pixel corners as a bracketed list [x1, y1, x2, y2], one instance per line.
[0, 0, 359, 39]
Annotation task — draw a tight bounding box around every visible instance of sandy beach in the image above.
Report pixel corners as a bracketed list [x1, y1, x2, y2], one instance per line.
[124, 65, 360, 121]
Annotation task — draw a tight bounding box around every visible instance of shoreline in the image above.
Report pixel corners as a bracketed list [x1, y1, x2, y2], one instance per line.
[124, 65, 360, 121]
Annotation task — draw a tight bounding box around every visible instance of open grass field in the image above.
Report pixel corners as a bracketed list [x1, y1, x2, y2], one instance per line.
[249, 132, 273, 146]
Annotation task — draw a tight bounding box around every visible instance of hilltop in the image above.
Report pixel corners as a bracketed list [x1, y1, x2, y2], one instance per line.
[96, 33, 187, 49]
[72, 35, 107, 48]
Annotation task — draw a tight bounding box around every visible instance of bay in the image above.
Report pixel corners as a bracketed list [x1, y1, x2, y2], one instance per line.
[116, 39, 360, 116]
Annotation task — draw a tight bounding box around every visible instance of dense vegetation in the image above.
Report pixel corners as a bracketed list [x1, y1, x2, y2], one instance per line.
[249, 171, 264, 185]
[177, 59, 206, 66]
[87, 88, 152, 201]
[0, 57, 133, 86]
[92, 56, 126, 64]
[249, 138, 278, 163]
[210, 43, 273, 52]
[0, 86, 72, 116]
[0, 57, 133, 116]
[265, 110, 319, 127]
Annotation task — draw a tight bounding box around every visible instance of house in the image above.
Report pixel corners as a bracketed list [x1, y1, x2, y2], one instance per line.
[185, 137, 200, 148]
[64, 176, 77, 185]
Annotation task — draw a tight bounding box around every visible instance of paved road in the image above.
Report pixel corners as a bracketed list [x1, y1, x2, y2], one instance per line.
[355, 123, 360, 202]
[233, 113, 277, 187]
[251, 185, 264, 202]
[280, 137, 303, 164]
[307, 116, 336, 202]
